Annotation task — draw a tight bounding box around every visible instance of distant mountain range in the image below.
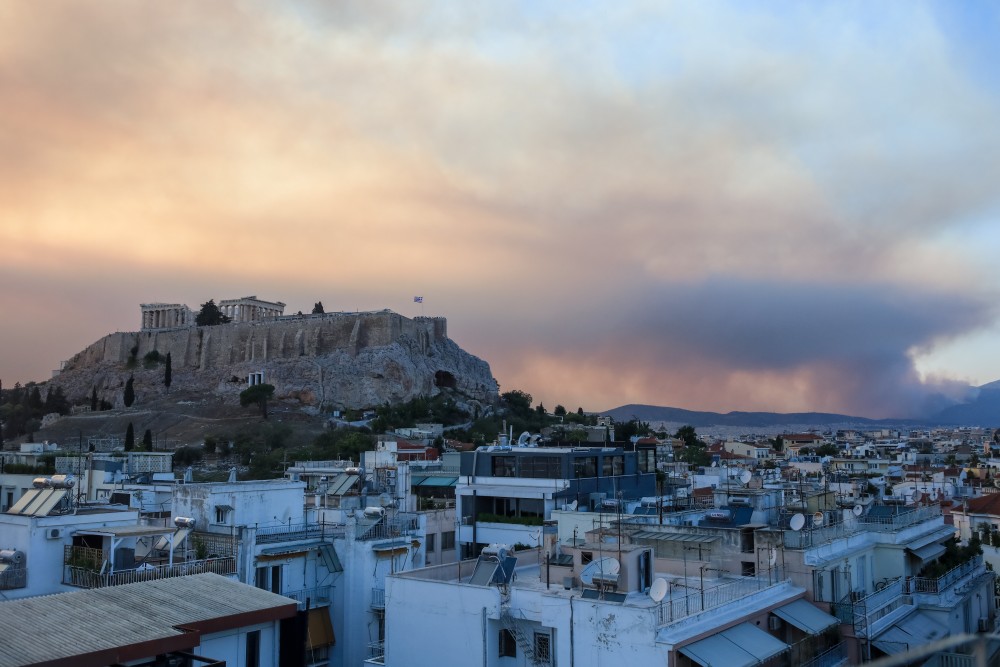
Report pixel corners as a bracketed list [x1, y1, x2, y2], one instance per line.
[602, 381, 1000, 428]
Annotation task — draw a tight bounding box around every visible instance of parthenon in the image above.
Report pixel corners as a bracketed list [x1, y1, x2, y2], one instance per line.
[219, 296, 285, 323]
[140, 303, 194, 330]
[140, 296, 285, 331]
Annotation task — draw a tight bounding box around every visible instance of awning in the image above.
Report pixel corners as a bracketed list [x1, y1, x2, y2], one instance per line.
[631, 532, 719, 544]
[908, 542, 947, 562]
[772, 599, 839, 634]
[306, 608, 335, 649]
[416, 476, 458, 487]
[680, 623, 789, 667]
[873, 611, 949, 656]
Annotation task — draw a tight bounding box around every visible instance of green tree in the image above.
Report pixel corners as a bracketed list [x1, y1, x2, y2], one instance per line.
[240, 383, 275, 419]
[674, 425, 701, 448]
[203, 436, 217, 456]
[312, 301, 325, 314]
[553, 405, 567, 417]
[90, 387, 98, 412]
[142, 428, 153, 450]
[164, 352, 172, 391]
[195, 299, 231, 326]
[124, 422, 134, 451]
[123, 376, 135, 408]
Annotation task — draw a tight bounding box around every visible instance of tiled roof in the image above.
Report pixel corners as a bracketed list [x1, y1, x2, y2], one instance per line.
[962, 493, 1000, 517]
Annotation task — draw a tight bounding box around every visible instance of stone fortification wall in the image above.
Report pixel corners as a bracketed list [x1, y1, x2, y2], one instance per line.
[56, 311, 496, 410]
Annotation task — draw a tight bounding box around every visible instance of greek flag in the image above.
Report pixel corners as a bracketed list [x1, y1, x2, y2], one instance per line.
[413, 296, 423, 303]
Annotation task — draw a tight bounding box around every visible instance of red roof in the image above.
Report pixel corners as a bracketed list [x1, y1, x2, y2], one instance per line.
[962, 494, 1000, 517]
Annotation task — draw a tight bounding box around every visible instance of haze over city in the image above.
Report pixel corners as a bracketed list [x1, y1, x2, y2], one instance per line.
[2, 2, 1000, 419]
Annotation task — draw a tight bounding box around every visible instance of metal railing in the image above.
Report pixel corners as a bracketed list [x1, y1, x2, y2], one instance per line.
[800, 642, 848, 667]
[367, 641, 385, 664]
[655, 576, 788, 625]
[785, 505, 943, 549]
[831, 578, 908, 638]
[922, 652, 975, 667]
[0, 567, 26, 590]
[285, 585, 332, 609]
[357, 514, 419, 541]
[372, 587, 385, 609]
[909, 556, 983, 595]
[256, 521, 331, 544]
[65, 556, 236, 588]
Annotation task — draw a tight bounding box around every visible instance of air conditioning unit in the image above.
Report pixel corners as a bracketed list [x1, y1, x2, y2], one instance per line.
[768, 616, 782, 631]
[979, 617, 991, 633]
[46, 528, 62, 540]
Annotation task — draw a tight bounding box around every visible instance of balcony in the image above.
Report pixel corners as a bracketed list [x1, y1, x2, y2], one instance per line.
[64, 544, 237, 588]
[372, 587, 385, 610]
[357, 514, 419, 541]
[284, 585, 332, 610]
[256, 521, 342, 545]
[654, 575, 791, 625]
[366, 641, 385, 665]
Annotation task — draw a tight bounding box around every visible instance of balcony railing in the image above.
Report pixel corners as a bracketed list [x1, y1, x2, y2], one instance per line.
[655, 576, 789, 625]
[785, 505, 943, 549]
[909, 556, 984, 595]
[357, 514, 419, 541]
[372, 587, 385, 609]
[367, 641, 385, 664]
[285, 585, 332, 609]
[65, 556, 236, 588]
[800, 642, 848, 667]
[0, 568, 26, 590]
[256, 521, 334, 544]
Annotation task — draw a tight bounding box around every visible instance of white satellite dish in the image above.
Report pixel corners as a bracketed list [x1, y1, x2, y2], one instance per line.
[711, 461, 718, 467]
[739, 470, 752, 485]
[568, 500, 578, 511]
[517, 431, 530, 446]
[790, 513, 806, 531]
[649, 578, 668, 603]
[580, 557, 620, 587]
[813, 511, 825, 527]
[768, 548, 777, 566]
[852, 504, 864, 516]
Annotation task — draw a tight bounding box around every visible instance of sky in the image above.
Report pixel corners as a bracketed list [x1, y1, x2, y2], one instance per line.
[2, 1, 1000, 419]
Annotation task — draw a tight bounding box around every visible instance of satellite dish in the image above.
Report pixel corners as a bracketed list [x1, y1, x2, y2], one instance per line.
[813, 511, 825, 527]
[649, 578, 668, 603]
[768, 548, 777, 566]
[517, 431, 530, 446]
[568, 500, 578, 511]
[790, 513, 806, 531]
[913, 490, 924, 503]
[853, 504, 864, 516]
[580, 557, 620, 587]
[739, 470, 752, 485]
[711, 461, 718, 467]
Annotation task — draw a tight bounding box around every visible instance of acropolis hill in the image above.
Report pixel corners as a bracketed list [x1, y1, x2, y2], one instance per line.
[52, 298, 499, 412]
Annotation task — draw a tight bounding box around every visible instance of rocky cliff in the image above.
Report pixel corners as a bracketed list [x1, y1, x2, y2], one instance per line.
[53, 311, 498, 411]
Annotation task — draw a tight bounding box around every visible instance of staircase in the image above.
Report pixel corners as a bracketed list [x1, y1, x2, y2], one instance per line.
[500, 603, 544, 666]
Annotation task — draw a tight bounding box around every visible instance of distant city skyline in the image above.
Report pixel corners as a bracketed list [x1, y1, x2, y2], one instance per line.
[2, 2, 999, 419]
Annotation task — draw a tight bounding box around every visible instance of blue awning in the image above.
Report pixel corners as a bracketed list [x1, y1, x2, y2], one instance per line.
[772, 599, 840, 634]
[680, 623, 789, 667]
[873, 611, 949, 656]
[909, 542, 947, 562]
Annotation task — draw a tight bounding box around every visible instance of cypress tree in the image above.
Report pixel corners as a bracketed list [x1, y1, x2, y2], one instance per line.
[91, 387, 98, 412]
[164, 353, 172, 391]
[125, 423, 134, 451]
[143, 429, 153, 450]
[124, 376, 135, 408]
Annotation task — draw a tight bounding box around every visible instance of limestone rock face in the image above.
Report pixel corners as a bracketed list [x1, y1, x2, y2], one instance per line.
[53, 311, 499, 410]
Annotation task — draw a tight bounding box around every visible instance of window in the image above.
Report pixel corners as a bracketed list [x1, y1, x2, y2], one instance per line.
[426, 533, 436, 553]
[499, 629, 516, 658]
[581, 551, 593, 565]
[246, 629, 260, 667]
[441, 531, 456, 550]
[638, 448, 655, 473]
[573, 457, 597, 478]
[521, 456, 560, 479]
[741, 561, 755, 577]
[534, 632, 551, 664]
[602, 455, 624, 476]
[215, 505, 232, 524]
[492, 456, 516, 477]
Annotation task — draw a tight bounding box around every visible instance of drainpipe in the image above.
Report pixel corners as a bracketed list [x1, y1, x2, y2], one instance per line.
[569, 594, 575, 666]
[482, 606, 488, 667]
